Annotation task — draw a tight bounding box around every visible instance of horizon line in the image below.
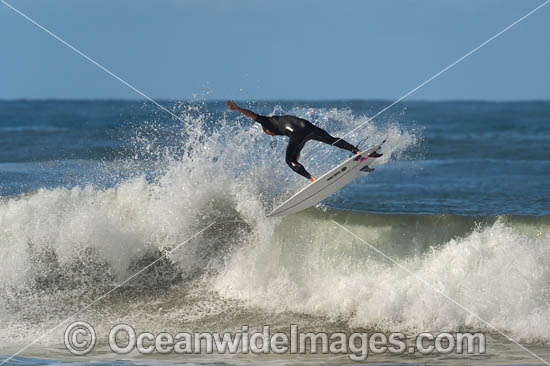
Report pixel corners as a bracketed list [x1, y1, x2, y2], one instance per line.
[1, 98, 549, 103]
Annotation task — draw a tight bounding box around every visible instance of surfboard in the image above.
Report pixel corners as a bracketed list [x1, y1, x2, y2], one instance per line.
[267, 140, 385, 217]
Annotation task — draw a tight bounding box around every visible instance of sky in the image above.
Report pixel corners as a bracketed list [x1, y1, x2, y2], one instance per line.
[1, 0, 549, 101]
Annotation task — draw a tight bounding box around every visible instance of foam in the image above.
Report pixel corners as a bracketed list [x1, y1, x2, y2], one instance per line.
[215, 216, 550, 342]
[0, 104, 418, 346]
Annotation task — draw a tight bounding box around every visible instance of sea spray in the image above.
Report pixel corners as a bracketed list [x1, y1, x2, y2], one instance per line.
[0, 104, 417, 347]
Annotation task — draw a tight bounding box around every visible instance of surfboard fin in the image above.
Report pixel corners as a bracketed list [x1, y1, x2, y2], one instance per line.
[360, 166, 375, 172]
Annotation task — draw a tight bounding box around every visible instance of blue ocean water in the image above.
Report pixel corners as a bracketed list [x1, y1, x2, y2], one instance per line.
[1, 100, 548, 215]
[0, 100, 549, 365]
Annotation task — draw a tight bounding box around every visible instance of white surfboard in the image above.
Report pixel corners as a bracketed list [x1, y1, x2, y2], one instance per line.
[267, 140, 385, 217]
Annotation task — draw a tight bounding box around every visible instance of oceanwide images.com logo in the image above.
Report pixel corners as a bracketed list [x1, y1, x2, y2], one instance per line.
[64, 322, 486, 361]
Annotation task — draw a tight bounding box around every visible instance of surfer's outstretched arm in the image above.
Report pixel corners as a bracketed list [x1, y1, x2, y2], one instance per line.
[226, 100, 259, 121]
[226, 100, 277, 136]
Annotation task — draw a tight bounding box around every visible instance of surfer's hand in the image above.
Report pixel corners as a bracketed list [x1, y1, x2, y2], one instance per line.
[226, 100, 238, 110]
[309, 176, 317, 182]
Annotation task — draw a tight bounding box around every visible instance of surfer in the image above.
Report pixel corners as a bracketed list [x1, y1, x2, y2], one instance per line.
[226, 100, 361, 182]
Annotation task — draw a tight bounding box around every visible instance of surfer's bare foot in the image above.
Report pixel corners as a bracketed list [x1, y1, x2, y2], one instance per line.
[226, 100, 238, 110]
[354, 149, 362, 155]
[309, 176, 317, 182]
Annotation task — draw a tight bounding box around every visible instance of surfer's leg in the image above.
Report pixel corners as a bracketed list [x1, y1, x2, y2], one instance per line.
[285, 138, 313, 180]
[308, 127, 360, 154]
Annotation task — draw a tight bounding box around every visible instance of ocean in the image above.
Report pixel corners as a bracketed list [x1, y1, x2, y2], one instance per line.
[0, 100, 549, 365]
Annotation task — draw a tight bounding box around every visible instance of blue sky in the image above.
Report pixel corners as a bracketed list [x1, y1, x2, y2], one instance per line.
[1, 0, 549, 100]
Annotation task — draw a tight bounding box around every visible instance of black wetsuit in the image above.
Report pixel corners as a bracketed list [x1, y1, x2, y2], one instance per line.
[255, 114, 357, 179]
